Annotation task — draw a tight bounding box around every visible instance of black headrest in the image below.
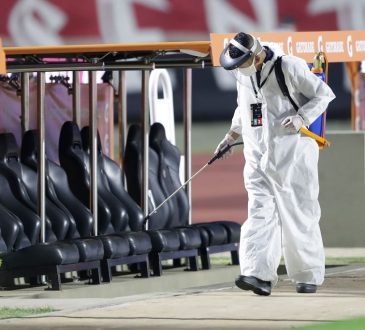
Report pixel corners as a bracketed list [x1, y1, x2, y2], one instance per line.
[59, 121, 83, 154]
[126, 124, 141, 148]
[0, 133, 19, 163]
[80, 126, 102, 154]
[149, 122, 166, 148]
[21, 130, 38, 170]
[149, 122, 180, 165]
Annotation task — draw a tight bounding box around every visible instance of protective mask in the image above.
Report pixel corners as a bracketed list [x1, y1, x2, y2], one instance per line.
[238, 57, 257, 77]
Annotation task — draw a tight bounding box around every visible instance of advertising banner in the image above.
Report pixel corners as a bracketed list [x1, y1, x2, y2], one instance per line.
[211, 31, 365, 65]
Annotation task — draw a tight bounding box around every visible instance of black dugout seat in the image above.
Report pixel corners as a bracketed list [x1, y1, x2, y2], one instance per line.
[81, 125, 201, 276]
[0, 133, 104, 262]
[0, 202, 86, 290]
[21, 129, 149, 282]
[0, 133, 102, 290]
[57, 123, 152, 279]
[128, 123, 240, 269]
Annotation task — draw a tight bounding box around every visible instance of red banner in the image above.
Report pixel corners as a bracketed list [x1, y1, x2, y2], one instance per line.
[0, 0, 357, 46]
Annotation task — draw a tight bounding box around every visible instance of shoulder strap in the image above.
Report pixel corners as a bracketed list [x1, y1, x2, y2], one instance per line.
[274, 56, 299, 111]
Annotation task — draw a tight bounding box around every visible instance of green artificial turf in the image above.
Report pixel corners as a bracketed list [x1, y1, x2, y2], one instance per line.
[0, 307, 55, 319]
[295, 316, 365, 329]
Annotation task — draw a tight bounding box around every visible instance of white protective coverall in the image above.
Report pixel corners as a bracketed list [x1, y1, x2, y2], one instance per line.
[230, 47, 335, 286]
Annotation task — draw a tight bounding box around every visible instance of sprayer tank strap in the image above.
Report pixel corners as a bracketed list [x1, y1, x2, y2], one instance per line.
[249, 63, 275, 101]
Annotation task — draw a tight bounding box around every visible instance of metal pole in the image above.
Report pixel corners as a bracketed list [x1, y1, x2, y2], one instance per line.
[7, 62, 209, 74]
[37, 72, 46, 243]
[89, 70, 98, 236]
[118, 70, 127, 171]
[20, 72, 30, 136]
[72, 71, 81, 126]
[183, 68, 192, 225]
[141, 70, 150, 229]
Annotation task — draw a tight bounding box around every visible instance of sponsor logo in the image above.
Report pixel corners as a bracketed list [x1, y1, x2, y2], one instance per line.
[266, 41, 284, 51]
[347, 35, 353, 57]
[355, 40, 365, 52]
[296, 41, 315, 53]
[325, 41, 344, 53]
[317, 35, 323, 52]
[287, 36, 293, 55]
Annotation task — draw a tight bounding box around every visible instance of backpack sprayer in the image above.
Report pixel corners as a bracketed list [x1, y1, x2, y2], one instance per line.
[144, 141, 244, 224]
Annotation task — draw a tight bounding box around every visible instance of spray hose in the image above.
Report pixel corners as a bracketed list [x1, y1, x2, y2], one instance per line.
[143, 141, 244, 226]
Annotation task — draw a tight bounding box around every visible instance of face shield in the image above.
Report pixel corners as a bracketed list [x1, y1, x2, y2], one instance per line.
[220, 36, 261, 80]
[220, 38, 255, 70]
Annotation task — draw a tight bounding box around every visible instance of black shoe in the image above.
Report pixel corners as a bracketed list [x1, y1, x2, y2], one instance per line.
[235, 275, 271, 296]
[296, 283, 317, 293]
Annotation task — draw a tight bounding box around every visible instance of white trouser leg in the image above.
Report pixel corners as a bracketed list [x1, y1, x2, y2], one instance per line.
[239, 173, 282, 285]
[275, 143, 325, 285]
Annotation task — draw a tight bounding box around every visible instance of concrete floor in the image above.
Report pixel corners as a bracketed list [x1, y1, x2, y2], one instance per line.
[0, 254, 364, 329]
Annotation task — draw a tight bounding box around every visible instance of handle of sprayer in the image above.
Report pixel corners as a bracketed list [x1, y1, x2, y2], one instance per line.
[299, 127, 330, 148]
[208, 141, 244, 165]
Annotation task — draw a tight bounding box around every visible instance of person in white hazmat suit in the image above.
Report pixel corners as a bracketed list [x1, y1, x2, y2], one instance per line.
[216, 32, 335, 296]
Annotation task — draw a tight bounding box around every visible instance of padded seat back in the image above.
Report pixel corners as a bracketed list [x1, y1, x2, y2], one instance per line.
[150, 123, 189, 227]
[59, 121, 129, 234]
[0, 203, 31, 252]
[124, 124, 173, 229]
[0, 133, 60, 243]
[0, 230, 8, 255]
[0, 174, 40, 245]
[21, 130, 93, 238]
[58, 122, 90, 207]
[80, 127, 144, 231]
